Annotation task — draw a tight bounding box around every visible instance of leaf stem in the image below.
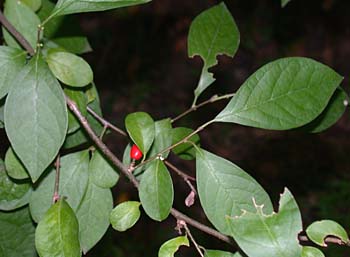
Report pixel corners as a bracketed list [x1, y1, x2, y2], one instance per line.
[53, 155, 61, 203]
[182, 221, 205, 257]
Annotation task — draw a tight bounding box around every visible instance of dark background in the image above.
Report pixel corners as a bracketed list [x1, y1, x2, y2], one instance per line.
[2, 0, 350, 256]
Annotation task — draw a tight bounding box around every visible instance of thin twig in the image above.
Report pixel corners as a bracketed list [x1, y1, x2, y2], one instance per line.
[87, 106, 128, 137]
[182, 221, 205, 257]
[171, 93, 235, 123]
[0, 10, 35, 55]
[164, 160, 196, 182]
[53, 155, 61, 203]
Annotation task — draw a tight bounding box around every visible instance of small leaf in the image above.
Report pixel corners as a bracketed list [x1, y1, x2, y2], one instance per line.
[2, 0, 41, 49]
[52, 0, 152, 17]
[53, 36, 93, 54]
[64, 87, 88, 134]
[0, 159, 32, 211]
[35, 199, 81, 257]
[158, 236, 189, 257]
[302, 88, 348, 133]
[110, 201, 141, 232]
[215, 57, 343, 130]
[196, 149, 273, 234]
[76, 181, 113, 254]
[4, 56, 68, 182]
[172, 127, 200, 160]
[5, 147, 29, 180]
[306, 220, 349, 247]
[125, 112, 155, 156]
[205, 249, 237, 257]
[139, 160, 173, 221]
[29, 151, 89, 222]
[0, 207, 36, 257]
[281, 0, 292, 7]
[22, 0, 42, 11]
[226, 188, 302, 257]
[37, 0, 64, 38]
[301, 246, 325, 257]
[0, 46, 27, 99]
[89, 150, 119, 189]
[47, 50, 93, 87]
[188, 2, 240, 104]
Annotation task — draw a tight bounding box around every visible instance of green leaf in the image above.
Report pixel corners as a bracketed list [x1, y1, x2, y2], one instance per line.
[188, 2, 240, 105]
[35, 199, 81, 257]
[215, 57, 343, 130]
[76, 181, 113, 254]
[47, 50, 93, 87]
[172, 127, 200, 160]
[53, 37, 93, 54]
[37, 0, 64, 38]
[0, 159, 32, 211]
[64, 87, 88, 134]
[205, 250, 237, 257]
[148, 119, 173, 159]
[5, 147, 29, 180]
[0, 207, 36, 257]
[51, 0, 152, 17]
[2, 0, 41, 49]
[196, 149, 273, 234]
[125, 112, 155, 156]
[281, 0, 292, 7]
[29, 150, 89, 222]
[89, 150, 119, 189]
[139, 160, 173, 221]
[306, 220, 349, 247]
[158, 236, 189, 257]
[0, 46, 27, 99]
[22, 0, 42, 11]
[301, 246, 325, 257]
[226, 188, 302, 257]
[4, 56, 68, 182]
[302, 88, 348, 133]
[110, 201, 141, 232]
[0, 99, 4, 128]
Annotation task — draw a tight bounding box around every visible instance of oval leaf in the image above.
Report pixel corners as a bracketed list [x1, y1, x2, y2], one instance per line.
[110, 201, 141, 232]
[196, 149, 273, 234]
[4, 56, 68, 182]
[215, 57, 343, 130]
[47, 51, 93, 87]
[76, 181, 113, 254]
[306, 220, 349, 247]
[301, 246, 325, 257]
[172, 127, 200, 160]
[29, 151, 89, 222]
[139, 160, 173, 221]
[125, 112, 155, 156]
[0, 207, 36, 257]
[205, 250, 238, 257]
[5, 147, 29, 180]
[53, 36, 92, 54]
[35, 199, 81, 257]
[188, 2, 240, 104]
[226, 188, 302, 257]
[158, 236, 189, 257]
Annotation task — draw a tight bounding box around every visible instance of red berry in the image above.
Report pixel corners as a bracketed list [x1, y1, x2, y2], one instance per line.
[130, 144, 143, 161]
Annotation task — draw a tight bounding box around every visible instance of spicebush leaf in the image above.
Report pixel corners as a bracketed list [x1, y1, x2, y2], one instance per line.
[148, 119, 173, 159]
[172, 127, 200, 160]
[214, 57, 343, 130]
[5, 147, 29, 180]
[64, 87, 88, 134]
[47, 50, 93, 87]
[301, 246, 325, 257]
[76, 181, 113, 254]
[205, 250, 238, 257]
[22, 0, 42, 11]
[52, 0, 152, 17]
[35, 199, 81, 257]
[2, 0, 41, 49]
[125, 112, 155, 156]
[0, 46, 27, 99]
[306, 220, 349, 247]
[158, 236, 189, 257]
[196, 149, 273, 234]
[29, 151, 89, 222]
[188, 2, 239, 105]
[53, 37, 93, 54]
[4, 56, 68, 182]
[226, 188, 302, 257]
[139, 160, 173, 221]
[110, 201, 141, 232]
[0, 207, 36, 257]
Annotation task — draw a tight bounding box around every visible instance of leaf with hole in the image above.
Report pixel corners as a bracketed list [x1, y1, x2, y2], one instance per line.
[188, 2, 240, 105]
[306, 220, 349, 247]
[35, 199, 81, 257]
[226, 188, 302, 257]
[301, 246, 325, 257]
[215, 57, 343, 130]
[5, 147, 29, 180]
[139, 160, 173, 221]
[158, 236, 189, 257]
[4, 56, 68, 182]
[196, 149, 273, 234]
[110, 201, 141, 232]
[172, 127, 200, 160]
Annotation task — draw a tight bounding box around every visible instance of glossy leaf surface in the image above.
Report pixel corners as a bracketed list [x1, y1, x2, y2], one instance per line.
[110, 201, 141, 232]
